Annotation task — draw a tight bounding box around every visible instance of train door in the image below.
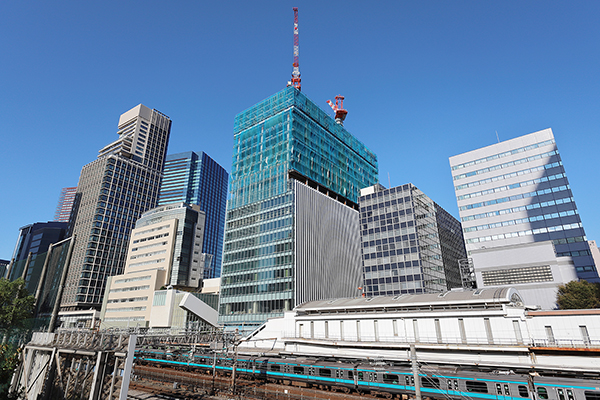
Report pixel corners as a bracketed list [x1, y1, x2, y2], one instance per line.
[334, 368, 344, 385]
[494, 382, 512, 400]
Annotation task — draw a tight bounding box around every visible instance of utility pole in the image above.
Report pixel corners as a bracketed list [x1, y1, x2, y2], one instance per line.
[231, 330, 240, 395]
[411, 344, 422, 400]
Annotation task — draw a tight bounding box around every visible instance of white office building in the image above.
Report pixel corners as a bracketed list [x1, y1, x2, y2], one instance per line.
[449, 129, 597, 309]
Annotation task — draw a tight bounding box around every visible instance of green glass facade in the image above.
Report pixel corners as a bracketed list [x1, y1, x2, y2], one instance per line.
[219, 87, 378, 330]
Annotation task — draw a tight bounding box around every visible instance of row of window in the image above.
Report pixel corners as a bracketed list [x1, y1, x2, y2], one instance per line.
[461, 196, 574, 222]
[557, 250, 591, 258]
[221, 281, 293, 297]
[130, 240, 168, 253]
[105, 306, 146, 313]
[114, 275, 151, 284]
[134, 224, 170, 236]
[109, 285, 150, 293]
[466, 222, 583, 244]
[222, 267, 293, 285]
[455, 161, 562, 191]
[460, 185, 570, 211]
[464, 209, 578, 233]
[131, 232, 169, 245]
[457, 172, 565, 201]
[226, 205, 293, 231]
[129, 249, 166, 260]
[453, 149, 558, 181]
[451, 138, 554, 171]
[128, 258, 165, 268]
[107, 296, 148, 304]
[224, 241, 292, 263]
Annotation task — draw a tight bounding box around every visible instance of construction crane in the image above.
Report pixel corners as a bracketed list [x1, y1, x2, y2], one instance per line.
[290, 7, 301, 91]
[327, 95, 348, 125]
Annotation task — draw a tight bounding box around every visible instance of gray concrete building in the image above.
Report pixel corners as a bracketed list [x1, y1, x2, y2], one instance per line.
[359, 183, 465, 297]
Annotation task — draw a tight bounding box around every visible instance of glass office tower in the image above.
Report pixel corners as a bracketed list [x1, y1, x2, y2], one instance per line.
[158, 151, 228, 279]
[219, 86, 378, 330]
[54, 187, 77, 223]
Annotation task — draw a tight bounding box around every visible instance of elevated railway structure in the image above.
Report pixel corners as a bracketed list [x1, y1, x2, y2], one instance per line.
[12, 330, 136, 400]
[239, 288, 600, 374]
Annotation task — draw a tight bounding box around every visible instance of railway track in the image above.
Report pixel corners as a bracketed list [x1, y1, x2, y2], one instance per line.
[132, 364, 399, 400]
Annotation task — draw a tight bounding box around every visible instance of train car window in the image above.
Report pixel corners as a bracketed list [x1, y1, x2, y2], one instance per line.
[270, 365, 280, 372]
[518, 385, 529, 397]
[405, 376, 410, 385]
[447, 380, 452, 389]
[585, 391, 600, 400]
[538, 387, 549, 400]
[319, 368, 331, 377]
[496, 384, 503, 394]
[567, 389, 574, 400]
[358, 372, 364, 380]
[293, 366, 304, 374]
[369, 372, 373, 381]
[454, 380, 458, 390]
[348, 371, 353, 379]
[504, 384, 510, 395]
[558, 389, 565, 400]
[374, 373, 378, 381]
[466, 381, 489, 393]
[422, 378, 440, 389]
[383, 374, 399, 384]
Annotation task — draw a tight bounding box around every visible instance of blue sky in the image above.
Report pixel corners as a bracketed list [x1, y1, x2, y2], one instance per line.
[1, 1, 599, 259]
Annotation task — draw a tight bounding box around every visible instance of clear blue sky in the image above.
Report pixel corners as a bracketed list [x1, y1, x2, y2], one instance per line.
[1, 1, 599, 259]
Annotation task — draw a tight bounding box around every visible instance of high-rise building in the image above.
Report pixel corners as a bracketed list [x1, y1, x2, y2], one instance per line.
[54, 186, 77, 223]
[61, 104, 171, 311]
[100, 202, 216, 329]
[449, 128, 597, 308]
[8, 222, 68, 293]
[219, 86, 378, 330]
[0, 259, 9, 278]
[158, 151, 228, 279]
[359, 183, 466, 297]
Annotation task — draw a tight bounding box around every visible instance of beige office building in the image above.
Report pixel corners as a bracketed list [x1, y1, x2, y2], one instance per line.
[101, 203, 216, 328]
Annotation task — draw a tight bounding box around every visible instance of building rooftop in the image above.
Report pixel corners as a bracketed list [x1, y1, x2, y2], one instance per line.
[295, 287, 524, 315]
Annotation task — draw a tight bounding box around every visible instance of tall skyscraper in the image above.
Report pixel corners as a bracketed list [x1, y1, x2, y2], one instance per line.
[8, 221, 68, 292]
[54, 186, 77, 223]
[61, 104, 171, 312]
[450, 128, 597, 308]
[359, 183, 466, 297]
[158, 151, 228, 279]
[219, 86, 378, 330]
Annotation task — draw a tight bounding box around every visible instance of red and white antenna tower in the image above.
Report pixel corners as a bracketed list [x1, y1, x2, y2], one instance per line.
[327, 95, 348, 125]
[290, 7, 301, 91]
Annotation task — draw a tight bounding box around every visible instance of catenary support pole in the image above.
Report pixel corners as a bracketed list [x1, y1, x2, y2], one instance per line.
[411, 344, 421, 400]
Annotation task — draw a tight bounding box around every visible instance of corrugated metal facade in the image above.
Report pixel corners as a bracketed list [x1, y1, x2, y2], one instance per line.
[294, 180, 363, 306]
